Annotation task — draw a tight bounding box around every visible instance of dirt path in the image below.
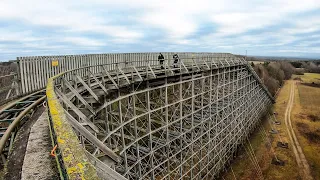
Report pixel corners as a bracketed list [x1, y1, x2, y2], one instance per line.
[285, 81, 313, 180]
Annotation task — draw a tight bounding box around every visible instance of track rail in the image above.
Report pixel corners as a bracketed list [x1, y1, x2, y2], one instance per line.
[0, 89, 46, 164]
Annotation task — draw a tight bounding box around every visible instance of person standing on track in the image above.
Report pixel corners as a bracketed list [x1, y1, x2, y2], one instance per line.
[158, 53, 165, 69]
[172, 53, 180, 68]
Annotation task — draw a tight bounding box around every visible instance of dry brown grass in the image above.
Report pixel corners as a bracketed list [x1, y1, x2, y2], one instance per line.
[223, 73, 320, 179]
[293, 73, 320, 84]
[263, 80, 299, 179]
[291, 73, 320, 179]
[222, 80, 300, 180]
[249, 61, 265, 65]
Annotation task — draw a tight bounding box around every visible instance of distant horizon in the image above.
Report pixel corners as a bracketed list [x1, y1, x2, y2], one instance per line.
[247, 54, 320, 60]
[0, 52, 319, 63]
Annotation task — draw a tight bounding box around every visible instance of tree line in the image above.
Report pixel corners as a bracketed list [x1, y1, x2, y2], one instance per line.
[251, 61, 295, 96]
[251, 60, 320, 96]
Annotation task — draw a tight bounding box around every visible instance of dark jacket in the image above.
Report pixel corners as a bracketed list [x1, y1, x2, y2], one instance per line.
[158, 54, 164, 60]
[173, 54, 179, 63]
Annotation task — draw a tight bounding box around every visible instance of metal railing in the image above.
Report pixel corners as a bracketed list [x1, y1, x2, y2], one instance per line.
[19, 52, 234, 95]
[0, 90, 46, 164]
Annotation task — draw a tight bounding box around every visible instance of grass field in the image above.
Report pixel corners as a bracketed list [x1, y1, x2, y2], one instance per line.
[223, 73, 320, 179]
[291, 73, 320, 178]
[293, 73, 320, 84]
[249, 61, 265, 65]
[222, 80, 300, 180]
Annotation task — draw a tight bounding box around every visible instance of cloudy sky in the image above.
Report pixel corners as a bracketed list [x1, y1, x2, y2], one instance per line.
[0, 0, 320, 61]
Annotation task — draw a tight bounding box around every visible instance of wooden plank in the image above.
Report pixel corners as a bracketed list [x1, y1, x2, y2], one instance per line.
[115, 54, 118, 70]
[65, 111, 120, 163]
[19, 57, 25, 94]
[26, 57, 31, 92]
[46, 56, 50, 85]
[37, 56, 42, 90]
[102, 54, 106, 69]
[31, 57, 36, 91]
[33, 56, 38, 91]
[49, 56, 53, 80]
[102, 66, 118, 89]
[50, 56, 55, 78]
[39, 56, 44, 88]
[54, 56, 59, 77]
[25, 58, 30, 93]
[94, 54, 98, 74]
[55, 88, 100, 133]
[89, 71, 108, 93]
[99, 54, 102, 68]
[60, 56, 64, 75]
[43, 56, 47, 88]
[110, 54, 113, 71]
[27, 57, 33, 93]
[112, 53, 115, 70]
[35, 56, 40, 90]
[63, 78, 95, 115]
[65, 56, 69, 81]
[76, 75, 99, 102]
[85, 152, 126, 180]
[80, 55, 83, 77]
[95, 54, 98, 74]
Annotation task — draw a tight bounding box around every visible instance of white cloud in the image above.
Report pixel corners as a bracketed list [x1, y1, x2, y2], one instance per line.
[209, 0, 320, 37]
[211, 12, 276, 36]
[61, 37, 105, 46]
[0, 0, 143, 41]
[0, 0, 320, 60]
[0, 30, 42, 42]
[139, 12, 197, 39]
[1, 0, 319, 41]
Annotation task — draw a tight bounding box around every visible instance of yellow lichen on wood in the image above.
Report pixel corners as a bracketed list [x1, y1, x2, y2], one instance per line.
[46, 77, 100, 180]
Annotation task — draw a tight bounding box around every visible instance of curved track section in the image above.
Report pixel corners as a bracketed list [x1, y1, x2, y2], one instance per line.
[47, 54, 274, 179]
[0, 90, 46, 164]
